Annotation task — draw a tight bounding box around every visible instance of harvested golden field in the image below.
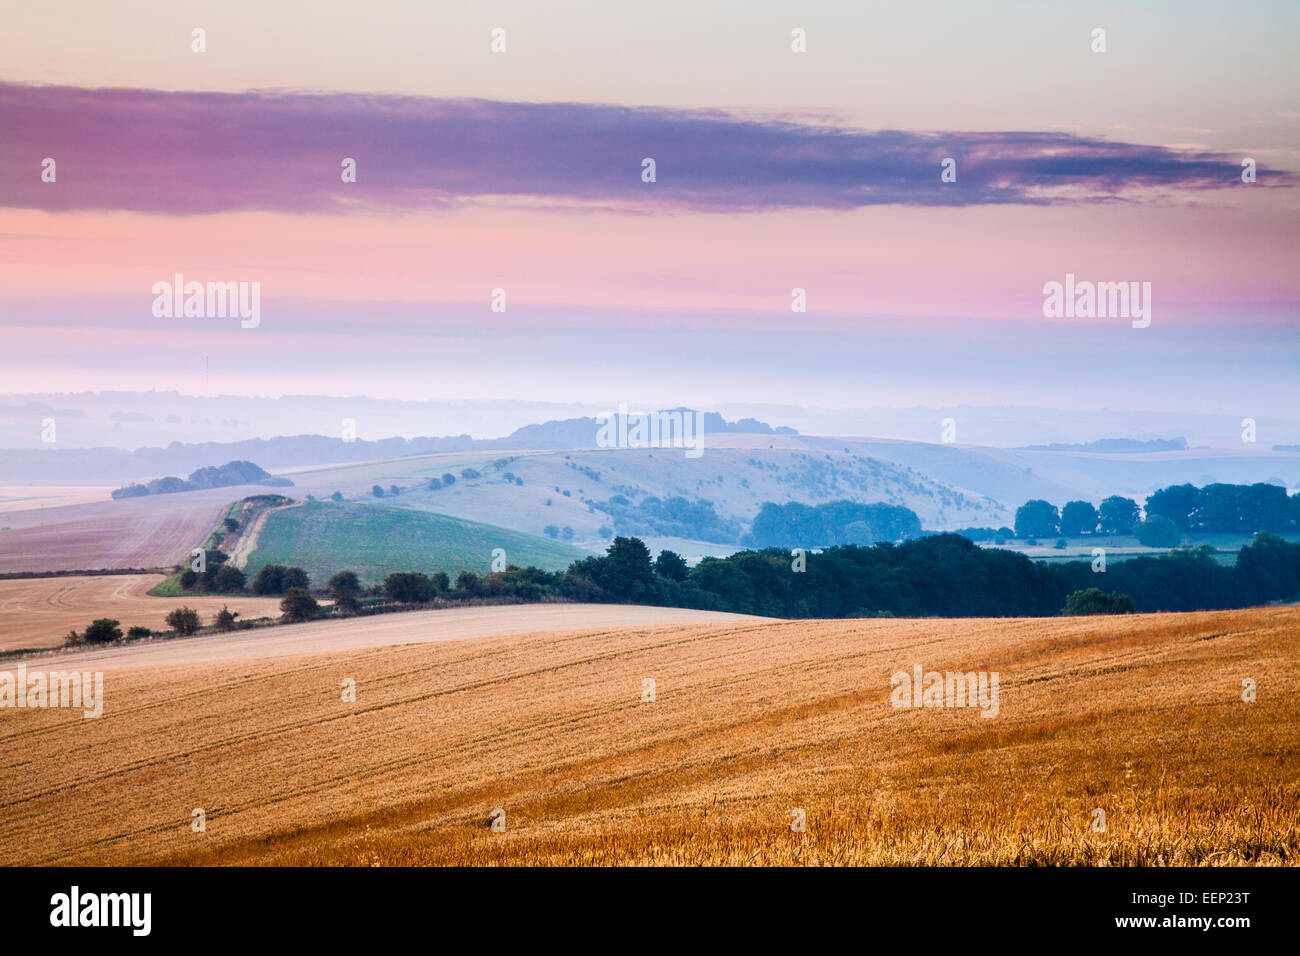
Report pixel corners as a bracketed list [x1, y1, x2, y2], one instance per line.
[0, 605, 1295, 866]
[0, 574, 286, 651]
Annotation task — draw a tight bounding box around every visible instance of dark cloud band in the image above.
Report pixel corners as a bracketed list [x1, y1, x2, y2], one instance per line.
[0, 83, 1287, 214]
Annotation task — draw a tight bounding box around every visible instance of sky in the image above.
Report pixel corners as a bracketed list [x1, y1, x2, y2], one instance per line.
[1, 0, 1297, 419]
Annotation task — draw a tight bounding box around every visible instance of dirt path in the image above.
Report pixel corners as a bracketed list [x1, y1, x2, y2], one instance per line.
[228, 501, 302, 569]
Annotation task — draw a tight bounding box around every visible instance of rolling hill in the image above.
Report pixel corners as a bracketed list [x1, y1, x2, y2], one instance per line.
[243, 500, 590, 586]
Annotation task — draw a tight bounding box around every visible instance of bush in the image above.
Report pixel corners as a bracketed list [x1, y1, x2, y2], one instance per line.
[1053, 538, 1068, 549]
[372, 485, 385, 497]
[213, 564, 246, 592]
[543, 525, 559, 538]
[214, 606, 240, 631]
[427, 477, 442, 490]
[179, 568, 198, 589]
[1062, 588, 1136, 616]
[280, 587, 319, 623]
[460, 468, 480, 480]
[441, 473, 456, 486]
[223, 517, 240, 533]
[331, 491, 344, 502]
[126, 625, 152, 640]
[83, 618, 122, 644]
[166, 606, 202, 635]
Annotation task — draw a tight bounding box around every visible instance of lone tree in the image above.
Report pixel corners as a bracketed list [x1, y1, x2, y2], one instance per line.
[280, 587, 319, 623]
[1098, 495, 1140, 535]
[166, 606, 202, 636]
[372, 485, 385, 497]
[1014, 500, 1060, 539]
[654, 549, 689, 581]
[83, 618, 123, 644]
[328, 570, 361, 613]
[1135, 514, 1180, 548]
[330, 491, 344, 502]
[1063, 588, 1136, 615]
[213, 564, 246, 593]
[1059, 500, 1099, 536]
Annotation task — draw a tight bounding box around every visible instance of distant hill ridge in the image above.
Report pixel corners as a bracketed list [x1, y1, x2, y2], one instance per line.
[1, 411, 795, 482]
[1022, 438, 1188, 453]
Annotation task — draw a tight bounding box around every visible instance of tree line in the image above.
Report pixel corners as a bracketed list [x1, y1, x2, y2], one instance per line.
[1009, 482, 1297, 542]
[69, 530, 1300, 645]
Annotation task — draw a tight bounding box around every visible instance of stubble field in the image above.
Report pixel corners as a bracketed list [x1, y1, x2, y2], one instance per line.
[0, 574, 287, 652]
[0, 605, 1294, 866]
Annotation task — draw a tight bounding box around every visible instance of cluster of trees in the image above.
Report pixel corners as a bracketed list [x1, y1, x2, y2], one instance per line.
[1011, 483, 1298, 542]
[1014, 497, 1141, 538]
[179, 549, 246, 592]
[252, 564, 309, 595]
[744, 501, 922, 548]
[112, 461, 292, 498]
[1145, 482, 1297, 533]
[594, 494, 741, 544]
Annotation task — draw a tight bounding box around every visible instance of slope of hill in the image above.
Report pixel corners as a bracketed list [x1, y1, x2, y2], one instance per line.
[2, 605, 1293, 866]
[244, 500, 590, 586]
[280, 445, 1010, 556]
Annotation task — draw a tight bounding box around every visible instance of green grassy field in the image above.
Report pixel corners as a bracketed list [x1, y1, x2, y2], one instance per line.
[990, 531, 1300, 566]
[244, 501, 590, 587]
